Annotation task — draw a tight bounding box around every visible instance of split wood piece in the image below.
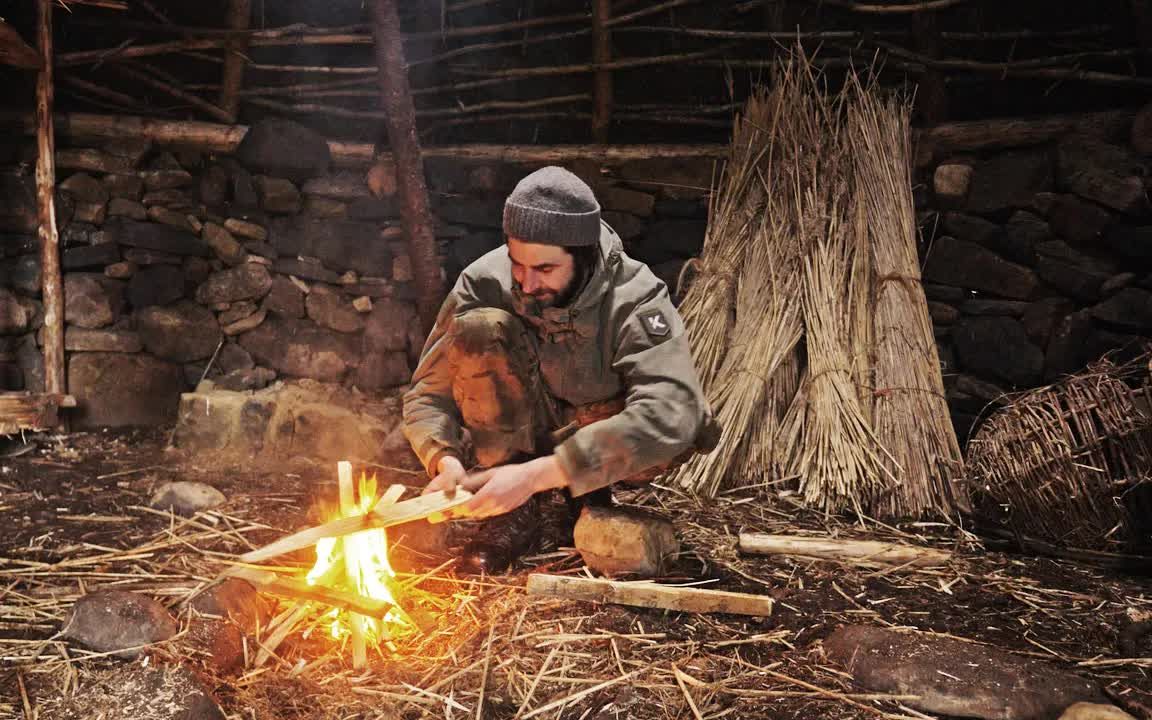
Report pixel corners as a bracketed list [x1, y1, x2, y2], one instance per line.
[336, 461, 366, 669]
[35, 0, 65, 401]
[237, 489, 473, 563]
[738, 534, 952, 567]
[0, 394, 77, 435]
[526, 574, 775, 617]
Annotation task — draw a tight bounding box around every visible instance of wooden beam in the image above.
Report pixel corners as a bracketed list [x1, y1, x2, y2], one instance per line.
[526, 574, 775, 617]
[35, 0, 64, 401]
[591, 0, 613, 143]
[218, 0, 251, 122]
[372, 0, 445, 333]
[0, 18, 42, 70]
[738, 534, 952, 567]
[237, 489, 473, 563]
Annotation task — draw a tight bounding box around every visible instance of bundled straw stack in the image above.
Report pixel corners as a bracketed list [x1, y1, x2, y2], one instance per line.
[672, 54, 963, 520]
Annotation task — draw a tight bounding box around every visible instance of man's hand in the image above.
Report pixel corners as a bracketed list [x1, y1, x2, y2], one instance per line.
[455, 455, 568, 519]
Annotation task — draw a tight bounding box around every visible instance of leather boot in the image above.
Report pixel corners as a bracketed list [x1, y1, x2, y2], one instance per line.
[457, 495, 542, 575]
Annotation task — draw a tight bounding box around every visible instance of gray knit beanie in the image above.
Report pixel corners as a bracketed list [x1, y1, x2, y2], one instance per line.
[503, 166, 601, 247]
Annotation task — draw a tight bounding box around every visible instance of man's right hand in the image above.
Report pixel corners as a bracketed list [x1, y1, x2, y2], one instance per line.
[423, 455, 466, 498]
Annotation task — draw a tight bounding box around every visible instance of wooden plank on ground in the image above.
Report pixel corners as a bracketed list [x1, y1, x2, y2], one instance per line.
[526, 574, 774, 617]
[237, 489, 473, 563]
[738, 533, 952, 567]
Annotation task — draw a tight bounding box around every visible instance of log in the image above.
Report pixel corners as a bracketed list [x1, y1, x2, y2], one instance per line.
[525, 574, 775, 617]
[0, 393, 76, 435]
[35, 0, 64, 401]
[916, 108, 1136, 162]
[372, 0, 445, 332]
[737, 534, 952, 567]
[218, 0, 251, 121]
[117, 65, 232, 123]
[237, 489, 473, 563]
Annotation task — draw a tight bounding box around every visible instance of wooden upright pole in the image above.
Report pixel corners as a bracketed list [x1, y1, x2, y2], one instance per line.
[591, 0, 613, 143]
[372, 0, 443, 332]
[218, 0, 251, 122]
[35, 0, 65, 398]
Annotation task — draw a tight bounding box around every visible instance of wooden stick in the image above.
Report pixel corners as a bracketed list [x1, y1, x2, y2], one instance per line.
[591, 0, 612, 143]
[231, 568, 400, 620]
[737, 534, 952, 567]
[526, 574, 775, 617]
[35, 0, 64, 402]
[218, 0, 251, 121]
[237, 490, 473, 563]
[116, 65, 233, 123]
[372, 0, 443, 333]
[336, 461, 367, 669]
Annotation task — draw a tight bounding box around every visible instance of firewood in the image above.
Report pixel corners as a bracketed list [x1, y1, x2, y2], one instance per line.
[237, 489, 473, 563]
[737, 533, 952, 567]
[525, 574, 775, 617]
[231, 568, 399, 620]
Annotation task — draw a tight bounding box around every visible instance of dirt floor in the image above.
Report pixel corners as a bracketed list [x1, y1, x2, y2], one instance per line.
[1, 429, 1151, 720]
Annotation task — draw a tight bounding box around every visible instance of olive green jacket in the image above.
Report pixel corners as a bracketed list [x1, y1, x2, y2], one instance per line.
[402, 223, 708, 497]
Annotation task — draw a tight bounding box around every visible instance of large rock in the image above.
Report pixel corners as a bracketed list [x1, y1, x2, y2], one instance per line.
[190, 578, 273, 636]
[0, 255, 41, 294]
[353, 351, 410, 390]
[137, 301, 220, 362]
[60, 171, 110, 204]
[64, 274, 122, 329]
[1057, 136, 1147, 215]
[269, 217, 392, 275]
[236, 117, 331, 182]
[62, 242, 121, 271]
[62, 590, 178, 658]
[346, 196, 399, 221]
[1089, 288, 1152, 331]
[262, 274, 306, 318]
[618, 157, 712, 199]
[1036, 240, 1113, 302]
[1047, 194, 1112, 246]
[127, 264, 187, 308]
[238, 315, 357, 382]
[306, 288, 364, 333]
[69, 352, 185, 427]
[199, 163, 229, 207]
[106, 217, 210, 257]
[272, 257, 342, 284]
[965, 149, 1053, 213]
[1044, 310, 1096, 380]
[922, 237, 1038, 300]
[932, 162, 973, 207]
[64, 327, 142, 353]
[824, 625, 1103, 720]
[1060, 703, 1137, 720]
[255, 175, 302, 214]
[150, 481, 226, 516]
[107, 197, 147, 220]
[202, 222, 246, 265]
[574, 505, 679, 577]
[599, 185, 656, 217]
[0, 289, 29, 335]
[41, 663, 225, 720]
[103, 173, 144, 200]
[0, 173, 36, 233]
[953, 315, 1044, 386]
[195, 264, 273, 305]
[1022, 297, 1075, 347]
[363, 298, 417, 352]
[1104, 225, 1152, 260]
[216, 342, 254, 374]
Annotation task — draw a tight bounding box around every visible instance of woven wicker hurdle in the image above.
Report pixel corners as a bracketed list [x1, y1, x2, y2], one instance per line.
[967, 354, 1152, 551]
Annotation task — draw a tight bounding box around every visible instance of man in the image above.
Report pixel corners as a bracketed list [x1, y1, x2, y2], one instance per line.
[403, 166, 716, 573]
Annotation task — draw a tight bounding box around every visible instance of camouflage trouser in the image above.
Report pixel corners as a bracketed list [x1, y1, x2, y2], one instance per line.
[446, 307, 687, 484]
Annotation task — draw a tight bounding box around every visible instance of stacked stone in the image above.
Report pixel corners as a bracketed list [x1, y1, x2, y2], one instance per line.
[0, 119, 424, 428]
[922, 104, 1152, 441]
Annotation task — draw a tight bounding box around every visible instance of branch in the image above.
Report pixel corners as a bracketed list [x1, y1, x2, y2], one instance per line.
[116, 65, 232, 122]
[826, 0, 970, 12]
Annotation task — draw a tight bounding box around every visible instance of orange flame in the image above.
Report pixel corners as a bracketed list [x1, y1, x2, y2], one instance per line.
[305, 469, 406, 642]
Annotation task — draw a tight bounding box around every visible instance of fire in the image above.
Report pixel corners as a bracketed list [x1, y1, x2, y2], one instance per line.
[305, 466, 407, 644]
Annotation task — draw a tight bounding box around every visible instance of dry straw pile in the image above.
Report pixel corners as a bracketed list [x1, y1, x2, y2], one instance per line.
[673, 54, 963, 519]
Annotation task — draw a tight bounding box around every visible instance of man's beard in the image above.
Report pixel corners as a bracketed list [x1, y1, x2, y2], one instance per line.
[520, 267, 586, 309]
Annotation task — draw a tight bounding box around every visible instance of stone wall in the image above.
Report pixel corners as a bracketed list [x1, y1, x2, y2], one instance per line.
[0, 120, 711, 428]
[922, 109, 1152, 443]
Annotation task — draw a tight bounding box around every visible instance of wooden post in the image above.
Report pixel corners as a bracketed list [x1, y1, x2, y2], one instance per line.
[371, 0, 443, 333]
[218, 0, 251, 122]
[591, 0, 613, 143]
[35, 0, 64, 399]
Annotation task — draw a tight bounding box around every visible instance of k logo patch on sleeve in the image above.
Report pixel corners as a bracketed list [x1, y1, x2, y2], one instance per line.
[638, 308, 671, 340]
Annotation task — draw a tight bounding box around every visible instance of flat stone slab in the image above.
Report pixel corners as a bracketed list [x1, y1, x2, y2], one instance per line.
[149, 481, 226, 516]
[824, 625, 1105, 720]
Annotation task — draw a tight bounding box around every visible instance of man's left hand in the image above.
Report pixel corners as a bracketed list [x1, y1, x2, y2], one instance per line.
[454, 455, 568, 519]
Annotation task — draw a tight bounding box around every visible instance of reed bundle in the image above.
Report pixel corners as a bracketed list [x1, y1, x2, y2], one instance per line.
[673, 51, 964, 519]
